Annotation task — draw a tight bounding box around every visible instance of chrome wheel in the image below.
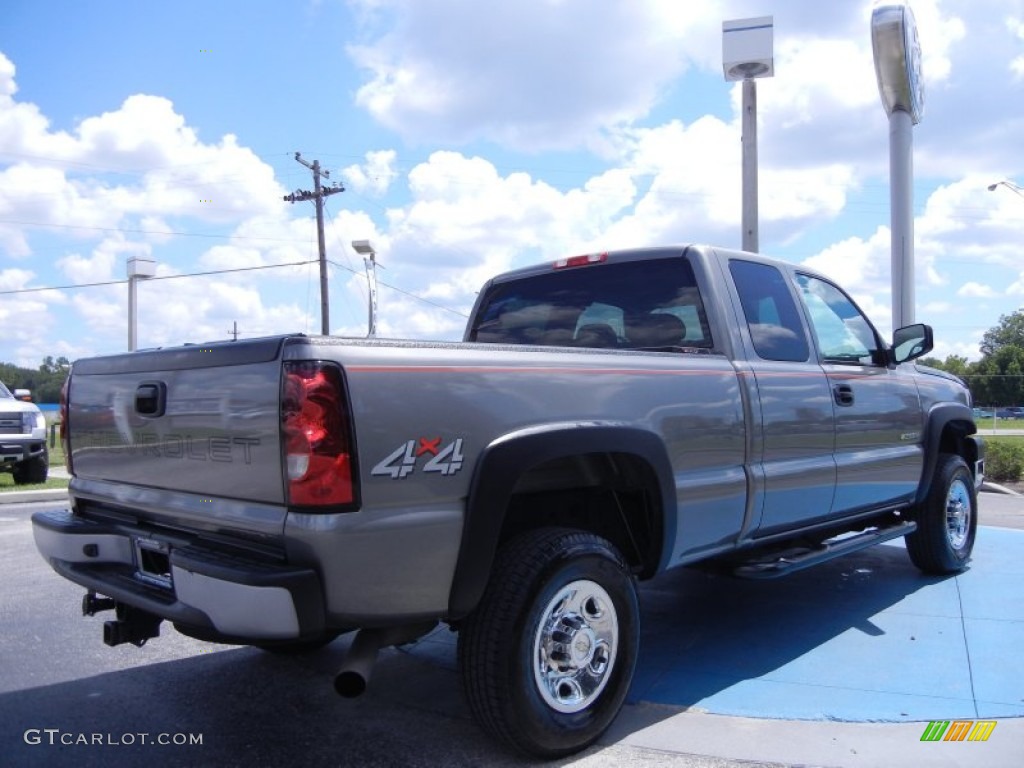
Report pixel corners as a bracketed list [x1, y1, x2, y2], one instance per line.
[946, 477, 971, 550]
[532, 579, 618, 714]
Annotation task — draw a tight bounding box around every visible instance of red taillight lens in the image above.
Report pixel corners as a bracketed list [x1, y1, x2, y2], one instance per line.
[60, 376, 72, 475]
[281, 362, 357, 508]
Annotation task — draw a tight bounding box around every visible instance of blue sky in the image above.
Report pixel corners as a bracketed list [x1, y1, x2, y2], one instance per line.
[1, 0, 1023, 368]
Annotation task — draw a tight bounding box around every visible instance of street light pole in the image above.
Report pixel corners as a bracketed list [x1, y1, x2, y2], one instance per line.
[723, 17, 774, 254]
[352, 240, 379, 338]
[127, 256, 156, 351]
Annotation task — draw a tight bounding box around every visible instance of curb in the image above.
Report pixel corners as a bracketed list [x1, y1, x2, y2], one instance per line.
[981, 481, 1022, 497]
[0, 488, 69, 505]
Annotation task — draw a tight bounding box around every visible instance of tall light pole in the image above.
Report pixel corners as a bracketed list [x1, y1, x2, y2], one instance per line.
[988, 180, 1024, 199]
[352, 240, 379, 338]
[872, 3, 925, 331]
[723, 16, 774, 253]
[127, 256, 156, 351]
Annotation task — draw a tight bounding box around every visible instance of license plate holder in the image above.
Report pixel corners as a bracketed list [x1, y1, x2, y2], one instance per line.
[133, 537, 173, 589]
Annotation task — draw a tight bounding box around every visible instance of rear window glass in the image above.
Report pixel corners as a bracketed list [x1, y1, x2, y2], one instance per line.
[470, 257, 713, 351]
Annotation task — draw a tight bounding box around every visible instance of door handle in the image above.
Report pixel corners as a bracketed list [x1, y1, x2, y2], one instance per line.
[135, 382, 166, 417]
[833, 383, 855, 407]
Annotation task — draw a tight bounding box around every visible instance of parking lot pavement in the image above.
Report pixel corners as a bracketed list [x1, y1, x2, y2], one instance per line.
[399, 523, 1024, 766]
[402, 489, 1024, 766]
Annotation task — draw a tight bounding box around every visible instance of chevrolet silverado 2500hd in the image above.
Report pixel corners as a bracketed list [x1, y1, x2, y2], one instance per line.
[33, 245, 983, 757]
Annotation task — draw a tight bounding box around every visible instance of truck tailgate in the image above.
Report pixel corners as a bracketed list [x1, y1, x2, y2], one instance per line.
[68, 337, 288, 505]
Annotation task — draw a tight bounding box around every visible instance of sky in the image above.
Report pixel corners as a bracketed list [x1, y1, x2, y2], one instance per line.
[1, 0, 1023, 370]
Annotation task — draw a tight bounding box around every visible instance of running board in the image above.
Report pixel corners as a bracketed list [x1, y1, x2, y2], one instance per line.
[733, 521, 917, 579]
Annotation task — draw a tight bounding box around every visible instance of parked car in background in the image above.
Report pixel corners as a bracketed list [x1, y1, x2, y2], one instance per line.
[0, 380, 49, 484]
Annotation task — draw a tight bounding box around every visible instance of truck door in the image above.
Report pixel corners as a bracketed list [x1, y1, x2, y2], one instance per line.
[727, 260, 837, 535]
[794, 273, 923, 514]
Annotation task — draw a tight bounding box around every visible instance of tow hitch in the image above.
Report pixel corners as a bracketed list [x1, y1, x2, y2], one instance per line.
[82, 592, 162, 647]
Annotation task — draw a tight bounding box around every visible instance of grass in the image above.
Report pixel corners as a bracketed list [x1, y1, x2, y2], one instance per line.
[0, 414, 68, 492]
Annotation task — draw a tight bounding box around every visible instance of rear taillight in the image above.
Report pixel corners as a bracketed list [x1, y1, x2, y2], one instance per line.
[553, 252, 608, 269]
[60, 376, 72, 475]
[281, 361, 357, 508]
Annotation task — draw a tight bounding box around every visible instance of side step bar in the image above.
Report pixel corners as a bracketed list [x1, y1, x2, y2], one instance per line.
[734, 520, 917, 579]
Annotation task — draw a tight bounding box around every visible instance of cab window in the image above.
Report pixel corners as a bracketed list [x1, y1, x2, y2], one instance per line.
[729, 260, 810, 362]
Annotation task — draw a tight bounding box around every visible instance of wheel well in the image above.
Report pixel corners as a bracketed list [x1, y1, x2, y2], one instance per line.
[497, 452, 663, 579]
[938, 420, 981, 470]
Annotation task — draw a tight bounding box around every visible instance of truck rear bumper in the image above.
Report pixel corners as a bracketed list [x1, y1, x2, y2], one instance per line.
[32, 509, 325, 641]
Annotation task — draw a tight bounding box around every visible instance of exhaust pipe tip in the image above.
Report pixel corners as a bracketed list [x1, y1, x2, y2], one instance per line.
[334, 670, 368, 698]
[332, 622, 437, 698]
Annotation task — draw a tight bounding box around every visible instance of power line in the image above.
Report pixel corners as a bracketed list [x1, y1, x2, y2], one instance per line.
[0, 260, 319, 296]
[325, 259, 468, 318]
[0, 218, 308, 243]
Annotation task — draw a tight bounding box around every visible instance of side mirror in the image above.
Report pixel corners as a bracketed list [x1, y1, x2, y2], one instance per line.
[891, 323, 933, 364]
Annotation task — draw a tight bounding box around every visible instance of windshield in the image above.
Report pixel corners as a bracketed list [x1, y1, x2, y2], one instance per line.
[0, 382, 12, 399]
[471, 256, 714, 351]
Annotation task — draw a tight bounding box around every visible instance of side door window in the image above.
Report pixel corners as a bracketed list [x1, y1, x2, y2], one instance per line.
[794, 275, 881, 364]
[795, 272, 923, 513]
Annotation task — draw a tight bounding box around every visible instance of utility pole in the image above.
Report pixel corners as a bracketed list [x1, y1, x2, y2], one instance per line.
[283, 152, 344, 334]
[228, 321, 239, 341]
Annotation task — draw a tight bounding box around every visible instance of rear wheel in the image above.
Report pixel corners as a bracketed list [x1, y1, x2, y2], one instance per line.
[458, 528, 639, 758]
[905, 453, 977, 574]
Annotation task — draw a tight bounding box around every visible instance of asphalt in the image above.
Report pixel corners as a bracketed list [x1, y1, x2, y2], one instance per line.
[5, 482, 1022, 766]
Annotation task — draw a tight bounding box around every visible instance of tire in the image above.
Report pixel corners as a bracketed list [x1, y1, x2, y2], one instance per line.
[905, 453, 977, 574]
[12, 451, 48, 485]
[458, 528, 639, 758]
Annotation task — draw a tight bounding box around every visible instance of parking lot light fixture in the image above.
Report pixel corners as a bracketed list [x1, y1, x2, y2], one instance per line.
[352, 240, 378, 338]
[988, 180, 1024, 199]
[722, 16, 774, 254]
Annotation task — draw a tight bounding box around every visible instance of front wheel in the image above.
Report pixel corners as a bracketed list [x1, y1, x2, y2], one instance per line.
[13, 451, 48, 485]
[458, 528, 639, 758]
[905, 453, 977, 574]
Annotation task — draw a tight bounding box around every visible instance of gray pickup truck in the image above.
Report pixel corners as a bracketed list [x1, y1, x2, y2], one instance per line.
[33, 245, 983, 757]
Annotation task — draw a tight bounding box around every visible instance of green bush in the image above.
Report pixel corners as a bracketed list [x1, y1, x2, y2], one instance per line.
[985, 441, 1024, 482]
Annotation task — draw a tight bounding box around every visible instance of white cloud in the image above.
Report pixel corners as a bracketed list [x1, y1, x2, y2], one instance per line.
[1010, 17, 1024, 80]
[342, 149, 399, 196]
[347, 0, 695, 150]
[958, 282, 997, 298]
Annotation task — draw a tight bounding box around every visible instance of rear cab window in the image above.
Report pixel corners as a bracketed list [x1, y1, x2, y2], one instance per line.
[728, 260, 810, 362]
[470, 256, 714, 352]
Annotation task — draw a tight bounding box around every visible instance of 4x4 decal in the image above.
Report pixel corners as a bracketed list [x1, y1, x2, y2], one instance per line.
[371, 437, 465, 478]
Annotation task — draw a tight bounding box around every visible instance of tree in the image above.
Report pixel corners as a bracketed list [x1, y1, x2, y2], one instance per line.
[967, 345, 1024, 406]
[980, 310, 1024, 357]
[920, 354, 969, 376]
